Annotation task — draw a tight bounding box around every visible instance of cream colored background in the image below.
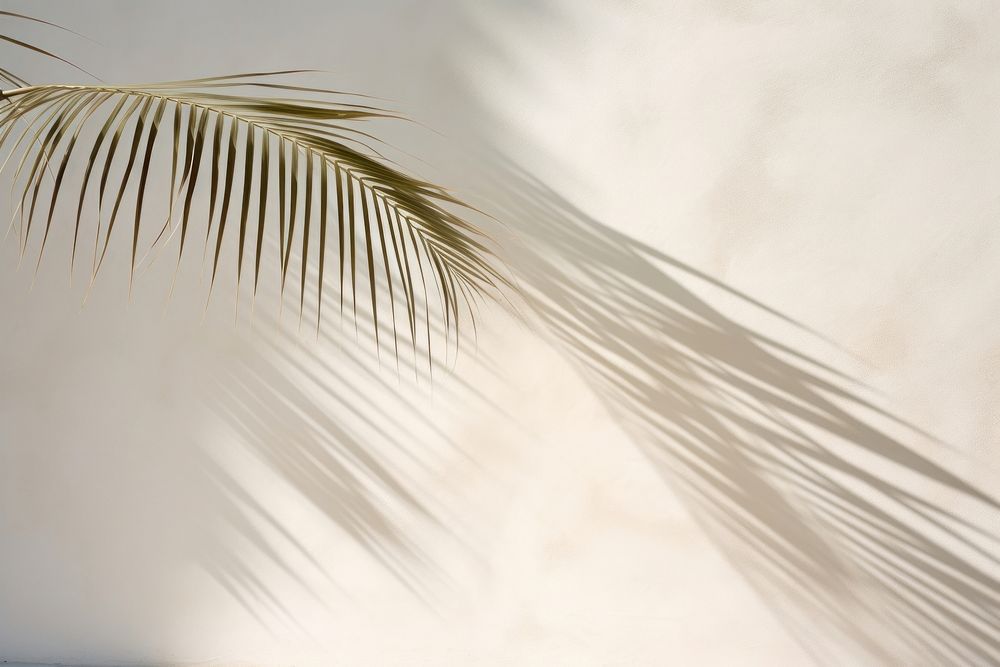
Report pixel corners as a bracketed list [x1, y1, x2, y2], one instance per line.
[1, 1, 999, 665]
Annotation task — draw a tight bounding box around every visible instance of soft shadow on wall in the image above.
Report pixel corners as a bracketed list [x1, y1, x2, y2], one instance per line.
[191, 285, 499, 627]
[190, 3, 1000, 659]
[478, 159, 1000, 666]
[433, 0, 1000, 660]
[200, 148, 1000, 664]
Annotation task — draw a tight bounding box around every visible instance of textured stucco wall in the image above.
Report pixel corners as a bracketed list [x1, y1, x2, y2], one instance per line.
[1, 1, 999, 665]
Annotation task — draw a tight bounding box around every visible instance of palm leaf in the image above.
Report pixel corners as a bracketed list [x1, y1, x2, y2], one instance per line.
[0, 74, 507, 364]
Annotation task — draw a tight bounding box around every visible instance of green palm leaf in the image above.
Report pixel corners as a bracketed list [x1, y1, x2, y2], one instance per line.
[0, 74, 507, 364]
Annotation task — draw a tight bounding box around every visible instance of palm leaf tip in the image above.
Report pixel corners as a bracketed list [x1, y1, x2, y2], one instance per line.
[0, 11, 98, 87]
[0, 74, 509, 364]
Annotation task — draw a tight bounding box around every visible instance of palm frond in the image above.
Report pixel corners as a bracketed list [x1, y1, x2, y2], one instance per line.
[0, 75, 507, 364]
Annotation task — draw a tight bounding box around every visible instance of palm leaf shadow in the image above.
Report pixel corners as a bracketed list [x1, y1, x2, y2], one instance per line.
[190, 156, 1000, 662]
[190, 293, 486, 626]
[483, 160, 1000, 665]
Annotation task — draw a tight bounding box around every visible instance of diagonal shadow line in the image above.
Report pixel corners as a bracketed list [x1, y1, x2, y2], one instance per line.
[479, 157, 1000, 665]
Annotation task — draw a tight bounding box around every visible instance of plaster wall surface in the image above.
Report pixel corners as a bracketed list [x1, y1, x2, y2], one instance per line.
[1, 1, 998, 665]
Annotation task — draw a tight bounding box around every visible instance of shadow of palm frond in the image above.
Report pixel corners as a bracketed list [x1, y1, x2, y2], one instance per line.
[485, 161, 1000, 665]
[188, 267, 490, 629]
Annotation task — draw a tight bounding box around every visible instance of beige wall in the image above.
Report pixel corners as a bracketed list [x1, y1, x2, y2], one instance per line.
[1, 1, 999, 665]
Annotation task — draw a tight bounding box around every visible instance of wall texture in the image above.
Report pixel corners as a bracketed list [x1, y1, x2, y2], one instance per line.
[1, 1, 999, 665]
